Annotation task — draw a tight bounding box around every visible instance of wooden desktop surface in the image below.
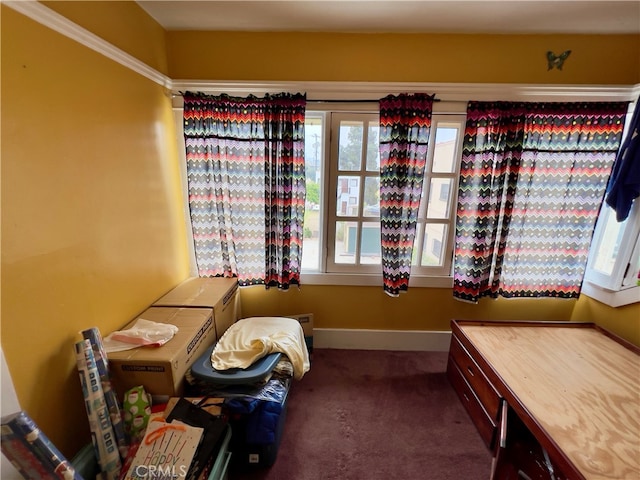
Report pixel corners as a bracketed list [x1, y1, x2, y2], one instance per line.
[460, 324, 640, 480]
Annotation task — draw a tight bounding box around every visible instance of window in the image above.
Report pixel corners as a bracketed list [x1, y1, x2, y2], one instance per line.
[172, 85, 636, 292]
[328, 112, 381, 273]
[583, 105, 640, 307]
[302, 113, 325, 272]
[412, 118, 463, 276]
[583, 202, 640, 306]
[301, 104, 465, 284]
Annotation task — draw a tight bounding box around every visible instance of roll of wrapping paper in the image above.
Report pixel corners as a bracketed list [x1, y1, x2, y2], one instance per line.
[1, 410, 82, 479]
[82, 327, 129, 460]
[75, 339, 122, 480]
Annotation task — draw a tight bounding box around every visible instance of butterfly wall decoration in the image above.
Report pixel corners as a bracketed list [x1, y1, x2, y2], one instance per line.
[547, 50, 571, 70]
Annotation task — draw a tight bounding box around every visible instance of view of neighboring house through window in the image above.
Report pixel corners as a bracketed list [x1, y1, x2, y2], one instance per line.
[330, 112, 381, 272]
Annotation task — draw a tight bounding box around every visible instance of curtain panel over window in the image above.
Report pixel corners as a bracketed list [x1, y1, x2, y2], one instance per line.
[379, 93, 434, 296]
[454, 101, 628, 302]
[183, 92, 306, 289]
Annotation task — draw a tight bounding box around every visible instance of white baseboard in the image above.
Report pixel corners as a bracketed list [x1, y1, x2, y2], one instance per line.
[313, 328, 452, 352]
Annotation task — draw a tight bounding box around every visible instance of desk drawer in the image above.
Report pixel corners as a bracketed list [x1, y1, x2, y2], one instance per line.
[449, 335, 500, 421]
[447, 357, 497, 449]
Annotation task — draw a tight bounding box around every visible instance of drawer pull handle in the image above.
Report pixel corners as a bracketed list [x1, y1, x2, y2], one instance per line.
[463, 393, 470, 402]
[467, 366, 475, 376]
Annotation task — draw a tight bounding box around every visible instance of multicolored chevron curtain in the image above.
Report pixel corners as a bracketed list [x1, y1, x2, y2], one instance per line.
[454, 101, 628, 302]
[379, 93, 434, 296]
[263, 96, 307, 288]
[183, 92, 306, 289]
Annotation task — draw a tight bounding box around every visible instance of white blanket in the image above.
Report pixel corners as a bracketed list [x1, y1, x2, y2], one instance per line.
[211, 317, 310, 380]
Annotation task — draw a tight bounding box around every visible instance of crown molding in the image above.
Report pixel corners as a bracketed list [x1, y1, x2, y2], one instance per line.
[6, 1, 638, 105]
[4, 0, 172, 89]
[171, 79, 640, 103]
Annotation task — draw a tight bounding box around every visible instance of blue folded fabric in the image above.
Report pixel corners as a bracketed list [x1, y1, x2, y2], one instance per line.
[606, 101, 640, 221]
[225, 397, 260, 414]
[246, 401, 283, 445]
[225, 398, 283, 445]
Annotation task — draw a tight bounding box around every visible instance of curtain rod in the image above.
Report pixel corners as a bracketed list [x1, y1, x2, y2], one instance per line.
[173, 92, 439, 102]
[307, 98, 440, 103]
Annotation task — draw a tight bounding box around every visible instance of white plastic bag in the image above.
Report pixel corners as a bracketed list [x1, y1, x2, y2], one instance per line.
[103, 319, 179, 352]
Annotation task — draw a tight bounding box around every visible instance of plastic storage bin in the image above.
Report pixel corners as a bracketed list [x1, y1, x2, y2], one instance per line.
[227, 385, 290, 469]
[208, 425, 232, 480]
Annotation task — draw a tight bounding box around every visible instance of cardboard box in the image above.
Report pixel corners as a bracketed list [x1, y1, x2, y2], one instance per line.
[288, 313, 314, 353]
[153, 277, 240, 339]
[107, 307, 215, 396]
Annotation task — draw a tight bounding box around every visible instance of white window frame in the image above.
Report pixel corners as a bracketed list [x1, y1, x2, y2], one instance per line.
[411, 114, 466, 277]
[300, 102, 466, 286]
[326, 112, 382, 274]
[583, 201, 640, 307]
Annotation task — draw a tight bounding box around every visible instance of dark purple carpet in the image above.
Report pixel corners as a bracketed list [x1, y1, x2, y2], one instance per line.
[229, 348, 491, 480]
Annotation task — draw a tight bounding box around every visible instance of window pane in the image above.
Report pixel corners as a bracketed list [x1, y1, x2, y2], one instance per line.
[335, 221, 356, 264]
[625, 246, 640, 287]
[302, 229, 319, 270]
[336, 176, 360, 216]
[360, 222, 381, 264]
[432, 127, 458, 173]
[422, 224, 447, 266]
[592, 208, 625, 275]
[306, 120, 323, 184]
[302, 116, 323, 271]
[338, 121, 363, 171]
[366, 122, 380, 171]
[363, 177, 380, 217]
[427, 178, 452, 219]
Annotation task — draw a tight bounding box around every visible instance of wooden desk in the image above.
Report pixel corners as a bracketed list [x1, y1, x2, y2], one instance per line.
[447, 320, 640, 480]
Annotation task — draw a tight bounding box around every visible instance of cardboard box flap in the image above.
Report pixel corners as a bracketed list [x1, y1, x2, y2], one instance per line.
[153, 277, 238, 308]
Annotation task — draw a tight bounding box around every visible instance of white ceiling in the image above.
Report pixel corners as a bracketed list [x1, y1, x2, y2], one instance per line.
[137, 0, 640, 34]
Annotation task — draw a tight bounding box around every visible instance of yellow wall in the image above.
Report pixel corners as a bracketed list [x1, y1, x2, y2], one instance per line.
[168, 29, 639, 344]
[240, 285, 577, 331]
[167, 31, 639, 84]
[1, 5, 188, 456]
[239, 285, 638, 348]
[42, 0, 169, 75]
[571, 296, 640, 346]
[1, 1, 639, 461]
